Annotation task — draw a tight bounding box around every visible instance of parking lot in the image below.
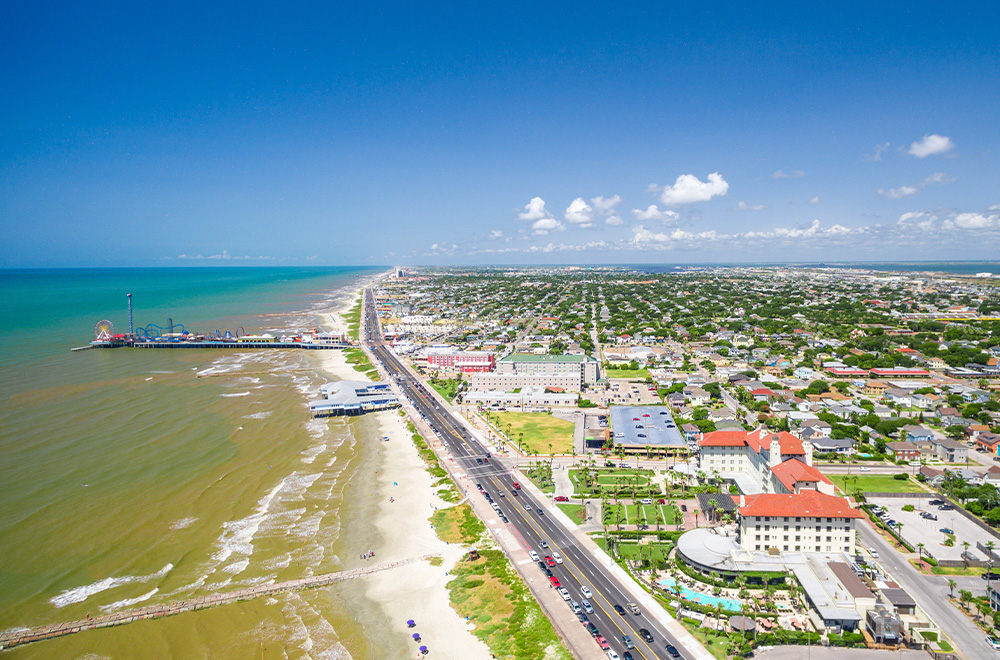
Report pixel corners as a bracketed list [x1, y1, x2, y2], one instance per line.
[867, 496, 985, 562]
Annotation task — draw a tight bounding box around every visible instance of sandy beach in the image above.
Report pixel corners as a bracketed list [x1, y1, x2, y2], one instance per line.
[311, 284, 492, 660]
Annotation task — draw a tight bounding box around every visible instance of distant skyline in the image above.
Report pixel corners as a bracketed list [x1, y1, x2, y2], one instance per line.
[2, 3, 999, 267]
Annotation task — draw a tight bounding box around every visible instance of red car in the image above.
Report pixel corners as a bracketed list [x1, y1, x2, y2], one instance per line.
[657, 498, 666, 504]
[554, 495, 568, 502]
[549, 576, 561, 587]
[545, 556, 556, 567]
[512, 482, 521, 489]
[595, 635, 610, 650]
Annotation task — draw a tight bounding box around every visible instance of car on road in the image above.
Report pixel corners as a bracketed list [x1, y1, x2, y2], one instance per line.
[657, 498, 666, 504]
[929, 499, 943, 505]
[622, 634, 634, 648]
[859, 466, 870, 472]
[476, 458, 483, 465]
[640, 498, 653, 505]
[578, 612, 589, 624]
[539, 540, 549, 550]
[613, 604, 627, 616]
[582, 599, 594, 613]
[512, 482, 521, 489]
[639, 628, 653, 643]
[558, 587, 571, 601]
[665, 643, 681, 657]
[581, 586, 593, 598]
[524, 503, 531, 510]
[622, 653, 634, 660]
[545, 556, 556, 567]
[498, 490, 505, 497]
[940, 528, 955, 535]
[550, 576, 561, 588]
[570, 599, 581, 614]
[586, 622, 599, 636]
[595, 634, 610, 649]
[982, 572, 1000, 581]
[554, 495, 569, 501]
[552, 552, 563, 564]
[869, 548, 880, 558]
[627, 602, 640, 614]
[529, 551, 540, 562]
[605, 649, 620, 660]
[987, 636, 1000, 650]
[536, 508, 544, 515]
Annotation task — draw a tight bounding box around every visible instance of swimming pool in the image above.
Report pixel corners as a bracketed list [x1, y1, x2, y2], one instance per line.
[658, 577, 742, 611]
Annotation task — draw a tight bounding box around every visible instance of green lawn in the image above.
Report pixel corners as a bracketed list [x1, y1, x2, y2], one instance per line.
[681, 621, 733, 660]
[557, 503, 587, 524]
[596, 473, 651, 487]
[491, 411, 575, 454]
[830, 474, 927, 493]
[604, 503, 680, 526]
[605, 368, 650, 380]
[428, 378, 461, 401]
[615, 541, 674, 563]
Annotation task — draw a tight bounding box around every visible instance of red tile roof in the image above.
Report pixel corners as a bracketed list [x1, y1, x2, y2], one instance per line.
[739, 491, 864, 519]
[700, 430, 750, 447]
[769, 459, 833, 492]
[700, 428, 804, 455]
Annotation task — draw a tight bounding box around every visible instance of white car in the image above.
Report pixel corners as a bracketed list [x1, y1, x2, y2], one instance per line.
[640, 498, 653, 505]
[869, 547, 880, 559]
[606, 651, 620, 660]
[859, 466, 870, 472]
[987, 636, 1000, 650]
[529, 551, 540, 562]
[558, 587, 571, 601]
[551, 551, 563, 564]
[581, 586, 593, 598]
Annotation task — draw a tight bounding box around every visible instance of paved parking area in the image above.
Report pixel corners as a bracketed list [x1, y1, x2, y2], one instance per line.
[867, 496, 984, 562]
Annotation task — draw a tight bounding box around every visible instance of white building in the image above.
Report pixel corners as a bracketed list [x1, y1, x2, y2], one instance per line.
[737, 490, 864, 554]
[699, 428, 834, 495]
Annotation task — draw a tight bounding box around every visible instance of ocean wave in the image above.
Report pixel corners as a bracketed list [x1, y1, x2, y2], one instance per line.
[221, 392, 250, 398]
[99, 588, 159, 613]
[170, 516, 198, 530]
[244, 411, 273, 419]
[50, 563, 173, 608]
[300, 443, 326, 464]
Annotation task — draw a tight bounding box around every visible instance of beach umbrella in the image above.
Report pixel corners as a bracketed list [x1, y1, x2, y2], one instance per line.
[419, 646, 428, 654]
[407, 619, 415, 627]
[412, 633, 420, 640]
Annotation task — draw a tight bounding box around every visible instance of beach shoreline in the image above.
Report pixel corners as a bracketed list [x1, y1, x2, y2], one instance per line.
[310, 280, 492, 660]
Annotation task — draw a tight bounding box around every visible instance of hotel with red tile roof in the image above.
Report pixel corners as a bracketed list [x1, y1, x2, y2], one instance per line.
[736, 490, 862, 554]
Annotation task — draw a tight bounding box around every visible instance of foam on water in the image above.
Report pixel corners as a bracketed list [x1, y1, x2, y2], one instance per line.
[50, 563, 174, 608]
[221, 392, 250, 398]
[99, 588, 159, 613]
[244, 411, 273, 419]
[169, 516, 198, 530]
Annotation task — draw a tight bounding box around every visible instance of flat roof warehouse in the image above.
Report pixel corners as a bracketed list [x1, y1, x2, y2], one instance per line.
[610, 406, 686, 452]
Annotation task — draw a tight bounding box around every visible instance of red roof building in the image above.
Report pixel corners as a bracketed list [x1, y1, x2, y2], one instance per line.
[738, 490, 864, 519]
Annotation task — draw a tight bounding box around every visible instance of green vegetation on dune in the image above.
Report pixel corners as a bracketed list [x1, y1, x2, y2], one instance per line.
[343, 297, 362, 341]
[343, 347, 379, 379]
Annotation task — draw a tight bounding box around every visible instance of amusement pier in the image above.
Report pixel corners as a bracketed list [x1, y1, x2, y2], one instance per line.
[75, 293, 351, 351]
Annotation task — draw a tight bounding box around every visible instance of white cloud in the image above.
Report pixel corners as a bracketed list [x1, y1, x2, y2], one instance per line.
[808, 196, 820, 204]
[897, 211, 939, 232]
[731, 201, 768, 211]
[590, 194, 622, 214]
[952, 212, 998, 229]
[879, 185, 919, 199]
[659, 172, 729, 205]
[863, 142, 891, 162]
[908, 134, 955, 158]
[176, 250, 273, 261]
[518, 196, 551, 221]
[489, 229, 503, 239]
[772, 170, 805, 179]
[564, 198, 595, 226]
[605, 214, 623, 226]
[878, 172, 955, 198]
[531, 217, 564, 234]
[631, 205, 679, 223]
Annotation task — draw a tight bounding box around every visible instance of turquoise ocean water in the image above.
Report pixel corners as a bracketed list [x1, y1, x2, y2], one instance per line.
[0, 267, 403, 659]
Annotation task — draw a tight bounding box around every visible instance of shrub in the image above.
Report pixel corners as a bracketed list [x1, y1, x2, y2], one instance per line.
[902, 504, 915, 512]
[893, 473, 909, 481]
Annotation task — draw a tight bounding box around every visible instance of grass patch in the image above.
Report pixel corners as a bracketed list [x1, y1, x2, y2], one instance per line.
[431, 503, 485, 544]
[605, 368, 650, 380]
[937, 639, 953, 652]
[681, 620, 732, 660]
[604, 503, 680, 526]
[557, 503, 587, 524]
[448, 549, 572, 660]
[830, 474, 926, 493]
[524, 464, 555, 493]
[489, 411, 575, 454]
[428, 556, 443, 566]
[930, 565, 985, 576]
[615, 541, 674, 564]
[429, 378, 462, 402]
[343, 347, 378, 379]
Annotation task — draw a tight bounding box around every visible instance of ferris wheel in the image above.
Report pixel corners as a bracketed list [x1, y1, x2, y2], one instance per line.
[94, 319, 115, 340]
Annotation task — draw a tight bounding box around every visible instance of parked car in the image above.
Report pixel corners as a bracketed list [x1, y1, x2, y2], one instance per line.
[929, 499, 943, 505]
[595, 634, 610, 649]
[570, 599, 582, 614]
[605, 651, 620, 660]
[586, 622, 599, 636]
[549, 576, 561, 588]
[554, 495, 569, 501]
[558, 587, 571, 601]
[940, 528, 955, 535]
[529, 551, 540, 562]
[582, 599, 594, 613]
[869, 548, 880, 558]
[987, 636, 1000, 650]
[982, 572, 1000, 581]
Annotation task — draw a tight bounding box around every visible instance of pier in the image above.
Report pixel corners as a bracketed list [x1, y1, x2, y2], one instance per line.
[0, 554, 437, 651]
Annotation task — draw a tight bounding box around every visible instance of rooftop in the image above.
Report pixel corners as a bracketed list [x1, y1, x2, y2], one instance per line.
[739, 491, 864, 519]
[611, 406, 685, 447]
[498, 353, 596, 363]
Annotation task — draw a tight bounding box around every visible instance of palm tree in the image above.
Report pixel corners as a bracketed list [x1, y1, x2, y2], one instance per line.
[895, 522, 904, 547]
[963, 541, 971, 569]
[959, 589, 973, 613]
[916, 542, 925, 562]
[947, 578, 957, 599]
[670, 583, 683, 619]
[707, 498, 719, 523]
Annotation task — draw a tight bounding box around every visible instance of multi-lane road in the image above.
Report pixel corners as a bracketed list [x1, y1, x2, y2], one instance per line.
[362, 288, 694, 660]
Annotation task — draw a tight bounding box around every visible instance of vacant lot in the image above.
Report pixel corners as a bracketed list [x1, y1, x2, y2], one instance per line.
[830, 474, 927, 494]
[492, 411, 575, 454]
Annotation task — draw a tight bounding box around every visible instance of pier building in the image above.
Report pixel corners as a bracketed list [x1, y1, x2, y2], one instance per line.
[309, 380, 400, 417]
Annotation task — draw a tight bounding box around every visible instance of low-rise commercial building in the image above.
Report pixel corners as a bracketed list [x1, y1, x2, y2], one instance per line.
[309, 380, 400, 417]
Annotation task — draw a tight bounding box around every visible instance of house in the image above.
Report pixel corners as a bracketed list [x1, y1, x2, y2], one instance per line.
[684, 386, 711, 406]
[682, 423, 702, 444]
[884, 389, 913, 408]
[886, 441, 921, 461]
[902, 425, 934, 444]
[976, 433, 1000, 455]
[864, 381, 890, 397]
[932, 437, 969, 463]
[809, 437, 854, 455]
[966, 424, 992, 440]
[751, 387, 774, 402]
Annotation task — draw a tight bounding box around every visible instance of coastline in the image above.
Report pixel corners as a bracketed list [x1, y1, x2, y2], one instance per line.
[311, 282, 492, 660]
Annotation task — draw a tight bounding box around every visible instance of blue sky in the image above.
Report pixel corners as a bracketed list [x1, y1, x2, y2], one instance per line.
[2, 2, 999, 266]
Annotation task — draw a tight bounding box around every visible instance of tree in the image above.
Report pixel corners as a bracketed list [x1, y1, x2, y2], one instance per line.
[947, 578, 957, 599]
[959, 589, 973, 612]
[963, 541, 972, 569]
[916, 542, 925, 562]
